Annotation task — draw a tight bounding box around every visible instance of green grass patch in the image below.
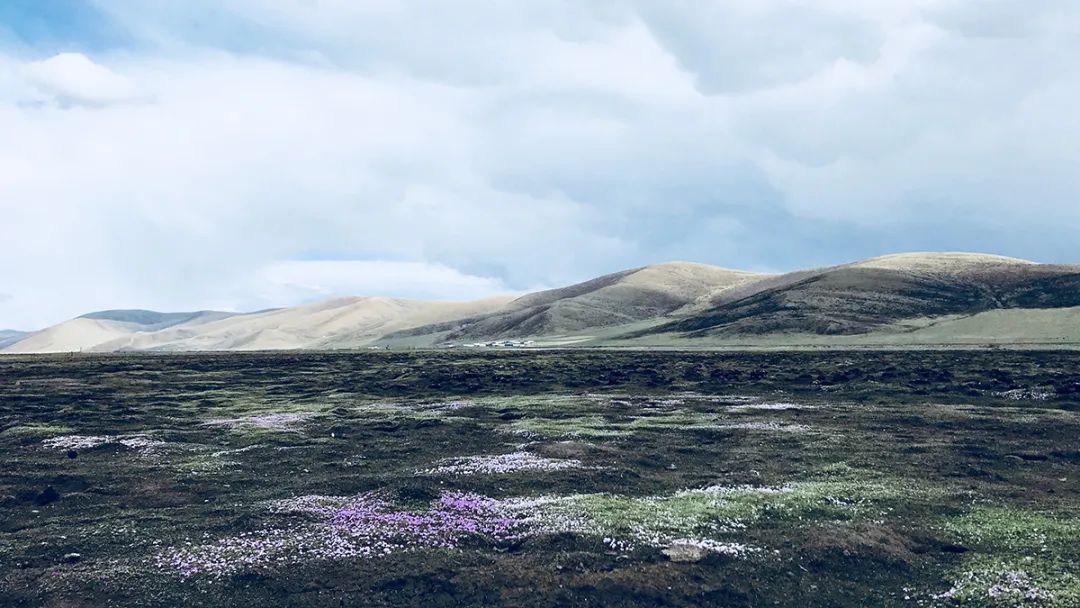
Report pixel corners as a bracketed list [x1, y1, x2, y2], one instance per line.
[500, 416, 630, 439]
[0, 422, 77, 439]
[521, 474, 940, 548]
[934, 507, 1080, 606]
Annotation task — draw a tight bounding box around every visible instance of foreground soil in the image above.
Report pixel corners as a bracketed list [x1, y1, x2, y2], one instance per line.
[1, 350, 1077, 607]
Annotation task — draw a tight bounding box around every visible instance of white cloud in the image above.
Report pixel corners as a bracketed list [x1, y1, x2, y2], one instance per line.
[0, 51, 632, 328]
[22, 52, 140, 106]
[0, 1, 1078, 329]
[251, 260, 516, 306]
[633, 0, 886, 94]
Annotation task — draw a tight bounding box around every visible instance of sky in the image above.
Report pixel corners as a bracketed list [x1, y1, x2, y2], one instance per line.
[1, 0, 1078, 329]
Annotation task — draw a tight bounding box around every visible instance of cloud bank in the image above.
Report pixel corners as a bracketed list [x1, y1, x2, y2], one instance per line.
[1, 1, 1077, 328]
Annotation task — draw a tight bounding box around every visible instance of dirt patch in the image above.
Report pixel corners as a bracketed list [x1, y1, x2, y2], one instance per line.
[805, 523, 921, 566]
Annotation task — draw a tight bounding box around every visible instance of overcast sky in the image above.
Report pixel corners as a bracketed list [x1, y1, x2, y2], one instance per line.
[2, 1, 1078, 329]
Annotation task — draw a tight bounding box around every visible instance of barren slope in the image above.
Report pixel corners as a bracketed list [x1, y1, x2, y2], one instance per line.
[6, 253, 1077, 352]
[385, 262, 765, 343]
[644, 253, 1080, 337]
[4, 318, 153, 353]
[3, 310, 238, 354]
[90, 296, 514, 351]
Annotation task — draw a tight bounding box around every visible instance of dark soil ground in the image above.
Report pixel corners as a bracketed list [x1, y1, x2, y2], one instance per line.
[0, 350, 1077, 607]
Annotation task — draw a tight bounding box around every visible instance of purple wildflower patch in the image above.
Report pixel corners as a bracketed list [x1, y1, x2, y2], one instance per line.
[157, 492, 524, 578]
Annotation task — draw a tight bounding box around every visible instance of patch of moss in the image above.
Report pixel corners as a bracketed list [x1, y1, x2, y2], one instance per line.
[0, 422, 77, 438]
[624, 410, 721, 430]
[947, 507, 1080, 554]
[500, 416, 630, 439]
[934, 507, 1080, 606]
[932, 556, 1078, 607]
[523, 475, 937, 547]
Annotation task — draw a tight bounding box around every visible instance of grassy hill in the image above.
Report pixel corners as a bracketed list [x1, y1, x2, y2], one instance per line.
[639, 253, 1080, 338]
[3, 298, 514, 353]
[380, 262, 763, 344]
[4, 253, 1078, 353]
[3, 310, 241, 354]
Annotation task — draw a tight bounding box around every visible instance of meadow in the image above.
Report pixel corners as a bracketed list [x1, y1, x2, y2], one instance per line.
[1, 350, 1077, 607]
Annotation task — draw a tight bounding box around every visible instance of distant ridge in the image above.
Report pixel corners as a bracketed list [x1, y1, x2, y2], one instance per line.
[643, 252, 1079, 338]
[4, 309, 242, 354]
[851, 252, 1035, 273]
[0, 330, 27, 350]
[3, 252, 1078, 353]
[383, 262, 764, 343]
[80, 309, 240, 330]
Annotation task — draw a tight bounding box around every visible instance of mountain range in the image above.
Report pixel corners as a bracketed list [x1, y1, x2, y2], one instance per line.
[3, 252, 1078, 353]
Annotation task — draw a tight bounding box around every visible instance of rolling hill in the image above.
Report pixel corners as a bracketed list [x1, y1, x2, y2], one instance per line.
[379, 262, 765, 344]
[2, 310, 240, 354]
[2, 298, 514, 353]
[637, 253, 1080, 338]
[92, 296, 515, 352]
[2, 253, 1077, 353]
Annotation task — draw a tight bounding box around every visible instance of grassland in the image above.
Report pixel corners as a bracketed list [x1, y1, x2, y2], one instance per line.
[0, 350, 1077, 607]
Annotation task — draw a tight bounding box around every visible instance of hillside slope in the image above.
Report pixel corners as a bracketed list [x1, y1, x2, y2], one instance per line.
[4, 253, 1077, 353]
[93, 296, 515, 351]
[383, 262, 765, 343]
[3, 310, 238, 354]
[642, 253, 1080, 337]
[3, 297, 514, 353]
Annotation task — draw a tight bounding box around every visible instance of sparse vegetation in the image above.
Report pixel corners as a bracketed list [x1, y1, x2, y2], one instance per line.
[0, 350, 1076, 607]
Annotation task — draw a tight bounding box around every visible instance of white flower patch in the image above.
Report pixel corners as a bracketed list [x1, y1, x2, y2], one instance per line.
[116, 436, 171, 452]
[603, 537, 635, 552]
[493, 494, 582, 511]
[696, 394, 762, 404]
[713, 421, 811, 433]
[429, 400, 476, 411]
[182, 458, 240, 475]
[203, 412, 311, 431]
[728, 402, 812, 412]
[208, 444, 264, 459]
[934, 568, 1054, 604]
[482, 491, 764, 555]
[418, 451, 584, 476]
[473, 494, 612, 538]
[993, 388, 1055, 401]
[583, 393, 630, 401]
[42, 434, 170, 454]
[648, 398, 686, 408]
[667, 538, 760, 557]
[265, 494, 350, 515]
[42, 435, 112, 450]
[677, 484, 795, 498]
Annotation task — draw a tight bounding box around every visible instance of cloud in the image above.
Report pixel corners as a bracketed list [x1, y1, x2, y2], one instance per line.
[0, 1, 1078, 329]
[633, 0, 885, 94]
[251, 260, 516, 306]
[23, 52, 139, 106]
